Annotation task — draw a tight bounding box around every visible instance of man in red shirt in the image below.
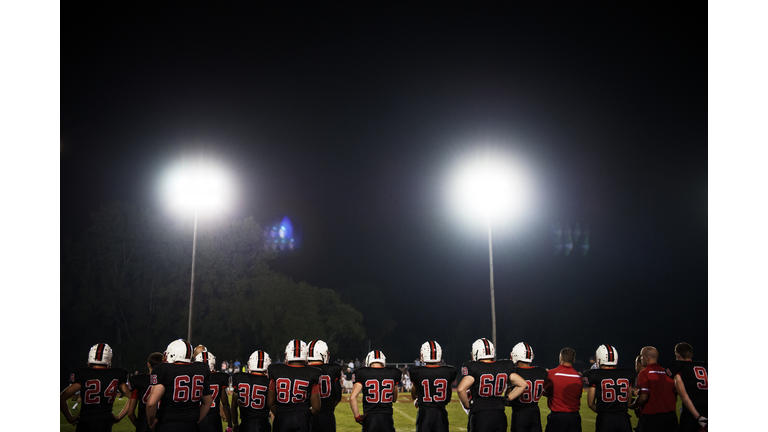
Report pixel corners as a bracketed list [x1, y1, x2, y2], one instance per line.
[543, 347, 583, 432]
[628, 346, 677, 432]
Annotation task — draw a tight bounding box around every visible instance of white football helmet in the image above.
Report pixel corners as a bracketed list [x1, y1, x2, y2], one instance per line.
[307, 340, 329, 363]
[419, 341, 442, 364]
[88, 343, 113, 366]
[164, 339, 194, 363]
[284, 339, 308, 363]
[511, 342, 535, 364]
[595, 344, 618, 367]
[471, 338, 495, 361]
[247, 350, 272, 373]
[365, 350, 386, 367]
[195, 351, 216, 372]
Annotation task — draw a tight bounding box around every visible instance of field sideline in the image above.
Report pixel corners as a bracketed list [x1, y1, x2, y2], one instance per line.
[60, 390, 683, 431]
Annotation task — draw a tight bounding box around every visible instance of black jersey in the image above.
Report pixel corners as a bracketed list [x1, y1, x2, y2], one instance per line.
[665, 360, 708, 415]
[460, 360, 515, 413]
[314, 363, 343, 411]
[268, 363, 322, 414]
[583, 368, 635, 413]
[150, 362, 211, 423]
[353, 366, 402, 415]
[127, 373, 153, 418]
[232, 373, 272, 420]
[509, 365, 548, 412]
[70, 367, 129, 421]
[205, 371, 231, 417]
[409, 365, 457, 408]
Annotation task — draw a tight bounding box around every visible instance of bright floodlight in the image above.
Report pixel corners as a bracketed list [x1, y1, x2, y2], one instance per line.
[162, 161, 232, 213]
[452, 157, 530, 220]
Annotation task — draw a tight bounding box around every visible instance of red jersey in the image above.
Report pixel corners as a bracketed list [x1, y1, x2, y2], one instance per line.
[543, 365, 582, 412]
[636, 363, 676, 414]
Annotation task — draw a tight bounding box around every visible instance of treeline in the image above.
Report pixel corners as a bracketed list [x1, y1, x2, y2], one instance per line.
[60, 202, 366, 386]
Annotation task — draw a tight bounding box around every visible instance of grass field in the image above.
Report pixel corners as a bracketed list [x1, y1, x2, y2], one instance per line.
[61, 390, 683, 431]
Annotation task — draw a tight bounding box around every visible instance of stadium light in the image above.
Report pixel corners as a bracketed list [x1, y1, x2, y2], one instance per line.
[161, 159, 233, 344]
[450, 154, 531, 352]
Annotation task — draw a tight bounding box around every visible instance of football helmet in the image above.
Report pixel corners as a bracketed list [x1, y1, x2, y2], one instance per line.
[195, 351, 216, 372]
[307, 340, 329, 363]
[247, 350, 272, 373]
[284, 339, 308, 363]
[419, 340, 442, 364]
[595, 344, 618, 367]
[164, 339, 194, 363]
[471, 338, 495, 361]
[511, 342, 535, 363]
[88, 343, 113, 366]
[365, 350, 386, 367]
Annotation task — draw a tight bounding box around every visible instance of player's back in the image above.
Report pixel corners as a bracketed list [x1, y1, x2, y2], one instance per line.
[583, 368, 635, 413]
[353, 366, 402, 415]
[461, 360, 515, 413]
[268, 363, 322, 413]
[207, 371, 231, 415]
[409, 365, 457, 408]
[151, 361, 211, 423]
[71, 367, 129, 421]
[665, 360, 708, 415]
[127, 373, 152, 419]
[509, 365, 547, 412]
[316, 363, 343, 411]
[233, 373, 272, 420]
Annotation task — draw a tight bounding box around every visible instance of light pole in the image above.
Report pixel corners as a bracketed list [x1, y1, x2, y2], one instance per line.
[452, 155, 530, 354]
[162, 160, 232, 345]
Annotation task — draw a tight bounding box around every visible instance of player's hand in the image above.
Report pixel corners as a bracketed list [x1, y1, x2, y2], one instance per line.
[697, 415, 707, 428]
[67, 415, 79, 426]
[354, 414, 367, 425]
[413, 399, 419, 408]
[149, 418, 158, 431]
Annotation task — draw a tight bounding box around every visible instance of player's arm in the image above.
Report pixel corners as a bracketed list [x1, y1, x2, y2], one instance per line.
[673, 374, 701, 419]
[627, 392, 648, 410]
[146, 383, 165, 430]
[126, 391, 139, 426]
[587, 387, 597, 412]
[267, 380, 277, 417]
[457, 375, 474, 410]
[113, 383, 132, 422]
[349, 382, 365, 422]
[506, 372, 528, 403]
[310, 383, 321, 415]
[59, 383, 82, 426]
[198, 394, 213, 423]
[219, 388, 232, 427]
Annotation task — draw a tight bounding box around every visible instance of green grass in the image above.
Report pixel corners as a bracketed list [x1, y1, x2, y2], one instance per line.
[61, 391, 683, 431]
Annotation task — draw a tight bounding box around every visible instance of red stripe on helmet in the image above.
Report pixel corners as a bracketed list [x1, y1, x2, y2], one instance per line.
[429, 341, 436, 360]
[294, 340, 300, 358]
[96, 343, 105, 361]
[258, 351, 264, 369]
[308, 340, 317, 357]
[607, 345, 614, 362]
[185, 341, 193, 360]
[524, 343, 532, 359]
[482, 338, 491, 355]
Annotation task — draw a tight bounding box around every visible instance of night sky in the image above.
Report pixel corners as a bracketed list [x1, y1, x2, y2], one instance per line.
[57, 4, 712, 370]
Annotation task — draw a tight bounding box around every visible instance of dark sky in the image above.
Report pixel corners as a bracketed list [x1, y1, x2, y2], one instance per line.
[60, 5, 707, 367]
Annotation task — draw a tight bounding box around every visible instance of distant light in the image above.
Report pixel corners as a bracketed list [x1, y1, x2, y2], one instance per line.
[161, 160, 233, 214]
[450, 155, 531, 221]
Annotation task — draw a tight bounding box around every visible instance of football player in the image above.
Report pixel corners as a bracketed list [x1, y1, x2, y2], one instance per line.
[542, 347, 583, 432]
[665, 342, 708, 432]
[60, 343, 132, 431]
[196, 351, 233, 432]
[627, 346, 677, 432]
[409, 341, 457, 432]
[349, 350, 402, 432]
[583, 345, 635, 432]
[146, 339, 213, 431]
[267, 339, 322, 432]
[232, 350, 273, 432]
[508, 342, 547, 432]
[306, 340, 343, 432]
[126, 352, 164, 432]
[457, 338, 527, 432]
